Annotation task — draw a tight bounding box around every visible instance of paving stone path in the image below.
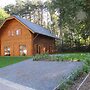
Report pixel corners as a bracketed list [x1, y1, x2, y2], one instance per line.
[0, 59, 83, 90]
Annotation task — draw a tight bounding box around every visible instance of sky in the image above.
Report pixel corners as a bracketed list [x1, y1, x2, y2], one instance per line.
[0, 0, 16, 7]
[0, 0, 47, 8]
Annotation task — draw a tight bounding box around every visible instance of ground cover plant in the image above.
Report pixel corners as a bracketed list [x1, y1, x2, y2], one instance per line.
[33, 53, 90, 62]
[0, 56, 31, 68]
[56, 68, 84, 90]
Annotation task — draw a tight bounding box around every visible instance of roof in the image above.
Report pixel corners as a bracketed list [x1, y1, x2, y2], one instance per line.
[13, 15, 57, 39]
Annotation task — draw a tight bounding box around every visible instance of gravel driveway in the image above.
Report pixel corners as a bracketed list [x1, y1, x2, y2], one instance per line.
[0, 59, 83, 90]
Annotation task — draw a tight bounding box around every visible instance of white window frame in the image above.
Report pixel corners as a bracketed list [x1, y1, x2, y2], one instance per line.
[16, 29, 21, 36]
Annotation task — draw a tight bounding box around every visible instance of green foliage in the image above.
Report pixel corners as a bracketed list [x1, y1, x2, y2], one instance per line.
[58, 68, 86, 90]
[3, 0, 90, 49]
[33, 53, 90, 63]
[0, 8, 9, 20]
[33, 53, 49, 61]
[83, 64, 89, 73]
[52, 0, 90, 48]
[0, 8, 9, 25]
[4, 0, 45, 26]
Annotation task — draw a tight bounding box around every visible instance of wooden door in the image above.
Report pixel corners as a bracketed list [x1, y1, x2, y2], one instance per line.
[35, 44, 41, 54]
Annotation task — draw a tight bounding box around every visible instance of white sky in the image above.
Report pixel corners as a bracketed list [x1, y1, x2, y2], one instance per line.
[0, 0, 16, 7]
[0, 0, 47, 8]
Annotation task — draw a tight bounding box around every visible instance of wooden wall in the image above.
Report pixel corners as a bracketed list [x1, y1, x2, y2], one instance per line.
[0, 18, 33, 56]
[33, 34, 55, 54]
[0, 18, 55, 56]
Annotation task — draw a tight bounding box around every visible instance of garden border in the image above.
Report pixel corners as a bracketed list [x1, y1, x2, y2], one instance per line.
[76, 72, 90, 90]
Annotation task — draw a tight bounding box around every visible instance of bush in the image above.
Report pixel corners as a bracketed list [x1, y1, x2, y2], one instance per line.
[33, 53, 49, 61]
[58, 68, 86, 90]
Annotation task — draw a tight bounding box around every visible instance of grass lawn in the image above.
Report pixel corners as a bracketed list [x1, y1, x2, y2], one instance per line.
[34, 53, 90, 62]
[53, 53, 90, 62]
[0, 56, 31, 68]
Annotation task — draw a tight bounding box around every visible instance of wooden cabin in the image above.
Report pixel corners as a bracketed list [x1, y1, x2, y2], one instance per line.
[0, 15, 57, 56]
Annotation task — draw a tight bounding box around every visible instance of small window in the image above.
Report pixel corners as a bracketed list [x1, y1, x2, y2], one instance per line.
[8, 31, 14, 36]
[16, 29, 21, 36]
[4, 46, 10, 56]
[11, 31, 14, 36]
[19, 45, 27, 56]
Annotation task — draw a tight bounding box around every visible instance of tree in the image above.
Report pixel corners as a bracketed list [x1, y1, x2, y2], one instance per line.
[3, 0, 90, 51]
[4, 0, 45, 25]
[0, 8, 9, 25]
[45, 1, 60, 36]
[0, 8, 9, 19]
[51, 0, 90, 50]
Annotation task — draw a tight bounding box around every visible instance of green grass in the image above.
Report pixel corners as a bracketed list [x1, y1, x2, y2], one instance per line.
[53, 53, 90, 62]
[33, 53, 90, 62]
[51, 53, 90, 72]
[0, 56, 31, 68]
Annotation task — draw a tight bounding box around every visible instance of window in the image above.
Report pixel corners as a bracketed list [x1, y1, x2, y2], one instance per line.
[8, 31, 14, 36]
[20, 45, 27, 56]
[16, 29, 21, 36]
[4, 46, 10, 56]
[11, 31, 14, 36]
[8, 29, 21, 36]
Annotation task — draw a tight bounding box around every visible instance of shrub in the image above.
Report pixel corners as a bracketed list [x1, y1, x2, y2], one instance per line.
[57, 68, 85, 90]
[33, 53, 49, 61]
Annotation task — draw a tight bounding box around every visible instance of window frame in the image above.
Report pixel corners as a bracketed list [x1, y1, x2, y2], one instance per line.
[19, 45, 27, 56]
[16, 29, 21, 36]
[4, 46, 10, 56]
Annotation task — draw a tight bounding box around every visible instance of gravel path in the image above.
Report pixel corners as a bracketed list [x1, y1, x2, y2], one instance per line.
[0, 59, 83, 90]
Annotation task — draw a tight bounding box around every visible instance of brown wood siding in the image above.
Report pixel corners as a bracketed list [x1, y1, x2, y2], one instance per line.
[0, 18, 56, 56]
[33, 34, 55, 54]
[0, 19, 34, 56]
